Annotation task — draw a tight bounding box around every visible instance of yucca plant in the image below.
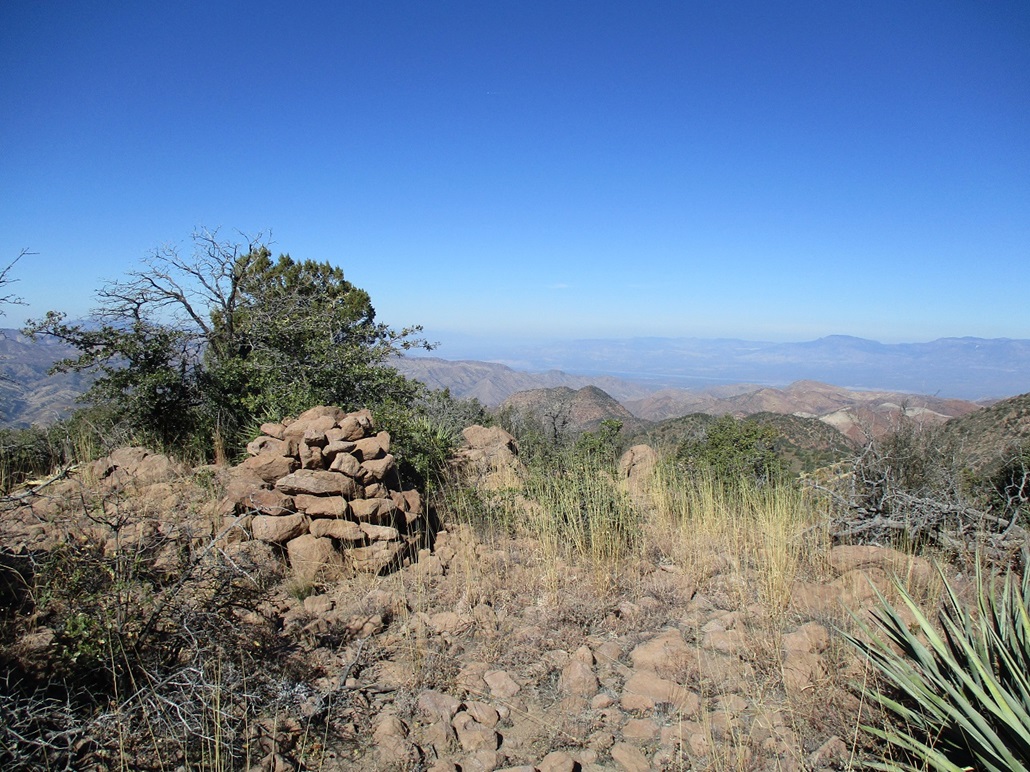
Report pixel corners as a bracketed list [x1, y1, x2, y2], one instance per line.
[846, 559, 1030, 771]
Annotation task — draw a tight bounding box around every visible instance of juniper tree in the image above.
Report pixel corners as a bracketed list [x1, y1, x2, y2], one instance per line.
[26, 230, 430, 454]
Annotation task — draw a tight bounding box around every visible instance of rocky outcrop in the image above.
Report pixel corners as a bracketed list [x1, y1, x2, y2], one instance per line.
[617, 444, 658, 498]
[453, 425, 524, 492]
[221, 406, 430, 579]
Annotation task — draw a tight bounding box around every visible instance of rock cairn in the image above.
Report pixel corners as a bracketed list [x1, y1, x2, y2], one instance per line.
[220, 406, 428, 578]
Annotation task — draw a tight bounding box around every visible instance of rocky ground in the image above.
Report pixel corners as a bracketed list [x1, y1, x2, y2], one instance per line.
[0, 414, 947, 771]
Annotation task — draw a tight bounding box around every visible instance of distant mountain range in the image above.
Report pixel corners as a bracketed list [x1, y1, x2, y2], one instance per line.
[2, 328, 1024, 435]
[4, 327, 1026, 489]
[413, 334, 1030, 401]
[0, 329, 89, 427]
[395, 357, 984, 444]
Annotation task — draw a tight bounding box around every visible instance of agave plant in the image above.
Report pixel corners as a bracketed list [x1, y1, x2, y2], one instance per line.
[846, 559, 1030, 771]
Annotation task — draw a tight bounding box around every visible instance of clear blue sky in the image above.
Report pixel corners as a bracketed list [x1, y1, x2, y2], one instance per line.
[2, 1, 1028, 348]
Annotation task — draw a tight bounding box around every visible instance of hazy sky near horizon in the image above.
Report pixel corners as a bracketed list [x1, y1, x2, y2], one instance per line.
[2, 1, 1028, 349]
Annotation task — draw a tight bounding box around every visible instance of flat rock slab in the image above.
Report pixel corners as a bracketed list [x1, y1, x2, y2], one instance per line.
[276, 469, 358, 497]
[252, 513, 308, 544]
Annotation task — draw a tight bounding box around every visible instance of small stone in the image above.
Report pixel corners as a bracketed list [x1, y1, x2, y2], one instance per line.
[353, 436, 387, 460]
[809, 735, 849, 766]
[293, 494, 350, 518]
[629, 628, 692, 678]
[483, 669, 521, 699]
[350, 497, 399, 524]
[559, 659, 599, 697]
[236, 488, 294, 517]
[240, 454, 299, 485]
[611, 742, 650, 772]
[247, 435, 287, 456]
[286, 534, 344, 581]
[360, 522, 401, 541]
[418, 690, 462, 722]
[464, 701, 499, 728]
[298, 443, 323, 470]
[461, 749, 502, 772]
[590, 693, 615, 709]
[429, 612, 466, 634]
[303, 594, 333, 614]
[259, 422, 286, 440]
[537, 751, 576, 772]
[620, 670, 700, 714]
[361, 454, 396, 481]
[329, 451, 362, 477]
[622, 718, 659, 741]
[276, 469, 357, 497]
[452, 712, 499, 752]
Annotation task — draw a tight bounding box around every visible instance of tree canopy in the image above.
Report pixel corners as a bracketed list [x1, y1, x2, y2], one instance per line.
[26, 230, 430, 455]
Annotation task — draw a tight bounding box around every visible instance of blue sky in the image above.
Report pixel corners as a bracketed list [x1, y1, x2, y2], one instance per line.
[2, 1, 1028, 349]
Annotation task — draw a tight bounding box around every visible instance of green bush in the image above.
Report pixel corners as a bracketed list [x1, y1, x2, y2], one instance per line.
[25, 230, 429, 460]
[0, 426, 64, 492]
[676, 414, 783, 484]
[847, 562, 1030, 771]
[375, 388, 491, 492]
[574, 419, 625, 465]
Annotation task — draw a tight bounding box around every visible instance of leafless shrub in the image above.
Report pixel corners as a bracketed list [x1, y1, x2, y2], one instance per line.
[0, 672, 88, 771]
[810, 420, 1027, 564]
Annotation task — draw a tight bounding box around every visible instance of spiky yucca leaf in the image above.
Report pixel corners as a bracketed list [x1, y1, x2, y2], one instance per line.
[846, 561, 1030, 772]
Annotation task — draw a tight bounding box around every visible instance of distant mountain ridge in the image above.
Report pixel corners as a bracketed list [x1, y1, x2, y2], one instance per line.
[394, 356, 980, 424]
[0, 329, 1015, 432]
[394, 356, 658, 405]
[0, 329, 88, 427]
[394, 355, 985, 450]
[412, 334, 1030, 400]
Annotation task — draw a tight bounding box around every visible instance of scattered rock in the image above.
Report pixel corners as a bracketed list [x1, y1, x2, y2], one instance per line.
[611, 742, 651, 772]
[286, 535, 344, 581]
[483, 669, 521, 699]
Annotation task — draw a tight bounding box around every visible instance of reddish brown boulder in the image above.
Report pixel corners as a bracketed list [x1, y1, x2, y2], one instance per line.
[276, 470, 358, 497]
[361, 454, 396, 481]
[293, 494, 350, 518]
[236, 488, 294, 517]
[350, 497, 399, 524]
[309, 518, 364, 541]
[240, 453, 299, 485]
[286, 534, 345, 581]
[252, 514, 308, 544]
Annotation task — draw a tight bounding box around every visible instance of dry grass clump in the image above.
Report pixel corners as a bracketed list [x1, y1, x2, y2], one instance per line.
[643, 462, 831, 614]
[444, 453, 642, 594]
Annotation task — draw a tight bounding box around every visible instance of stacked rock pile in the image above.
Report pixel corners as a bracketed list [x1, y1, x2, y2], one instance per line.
[220, 406, 428, 578]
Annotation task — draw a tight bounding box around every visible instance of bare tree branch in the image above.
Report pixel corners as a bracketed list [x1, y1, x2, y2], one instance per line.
[809, 420, 1029, 563]
[0, 248, 33, 315]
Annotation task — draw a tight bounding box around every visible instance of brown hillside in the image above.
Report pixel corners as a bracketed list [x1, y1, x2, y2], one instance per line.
[630, 411, 856, 473]
[941, 391, 1030, 468]
[499, 385, 647, 436]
